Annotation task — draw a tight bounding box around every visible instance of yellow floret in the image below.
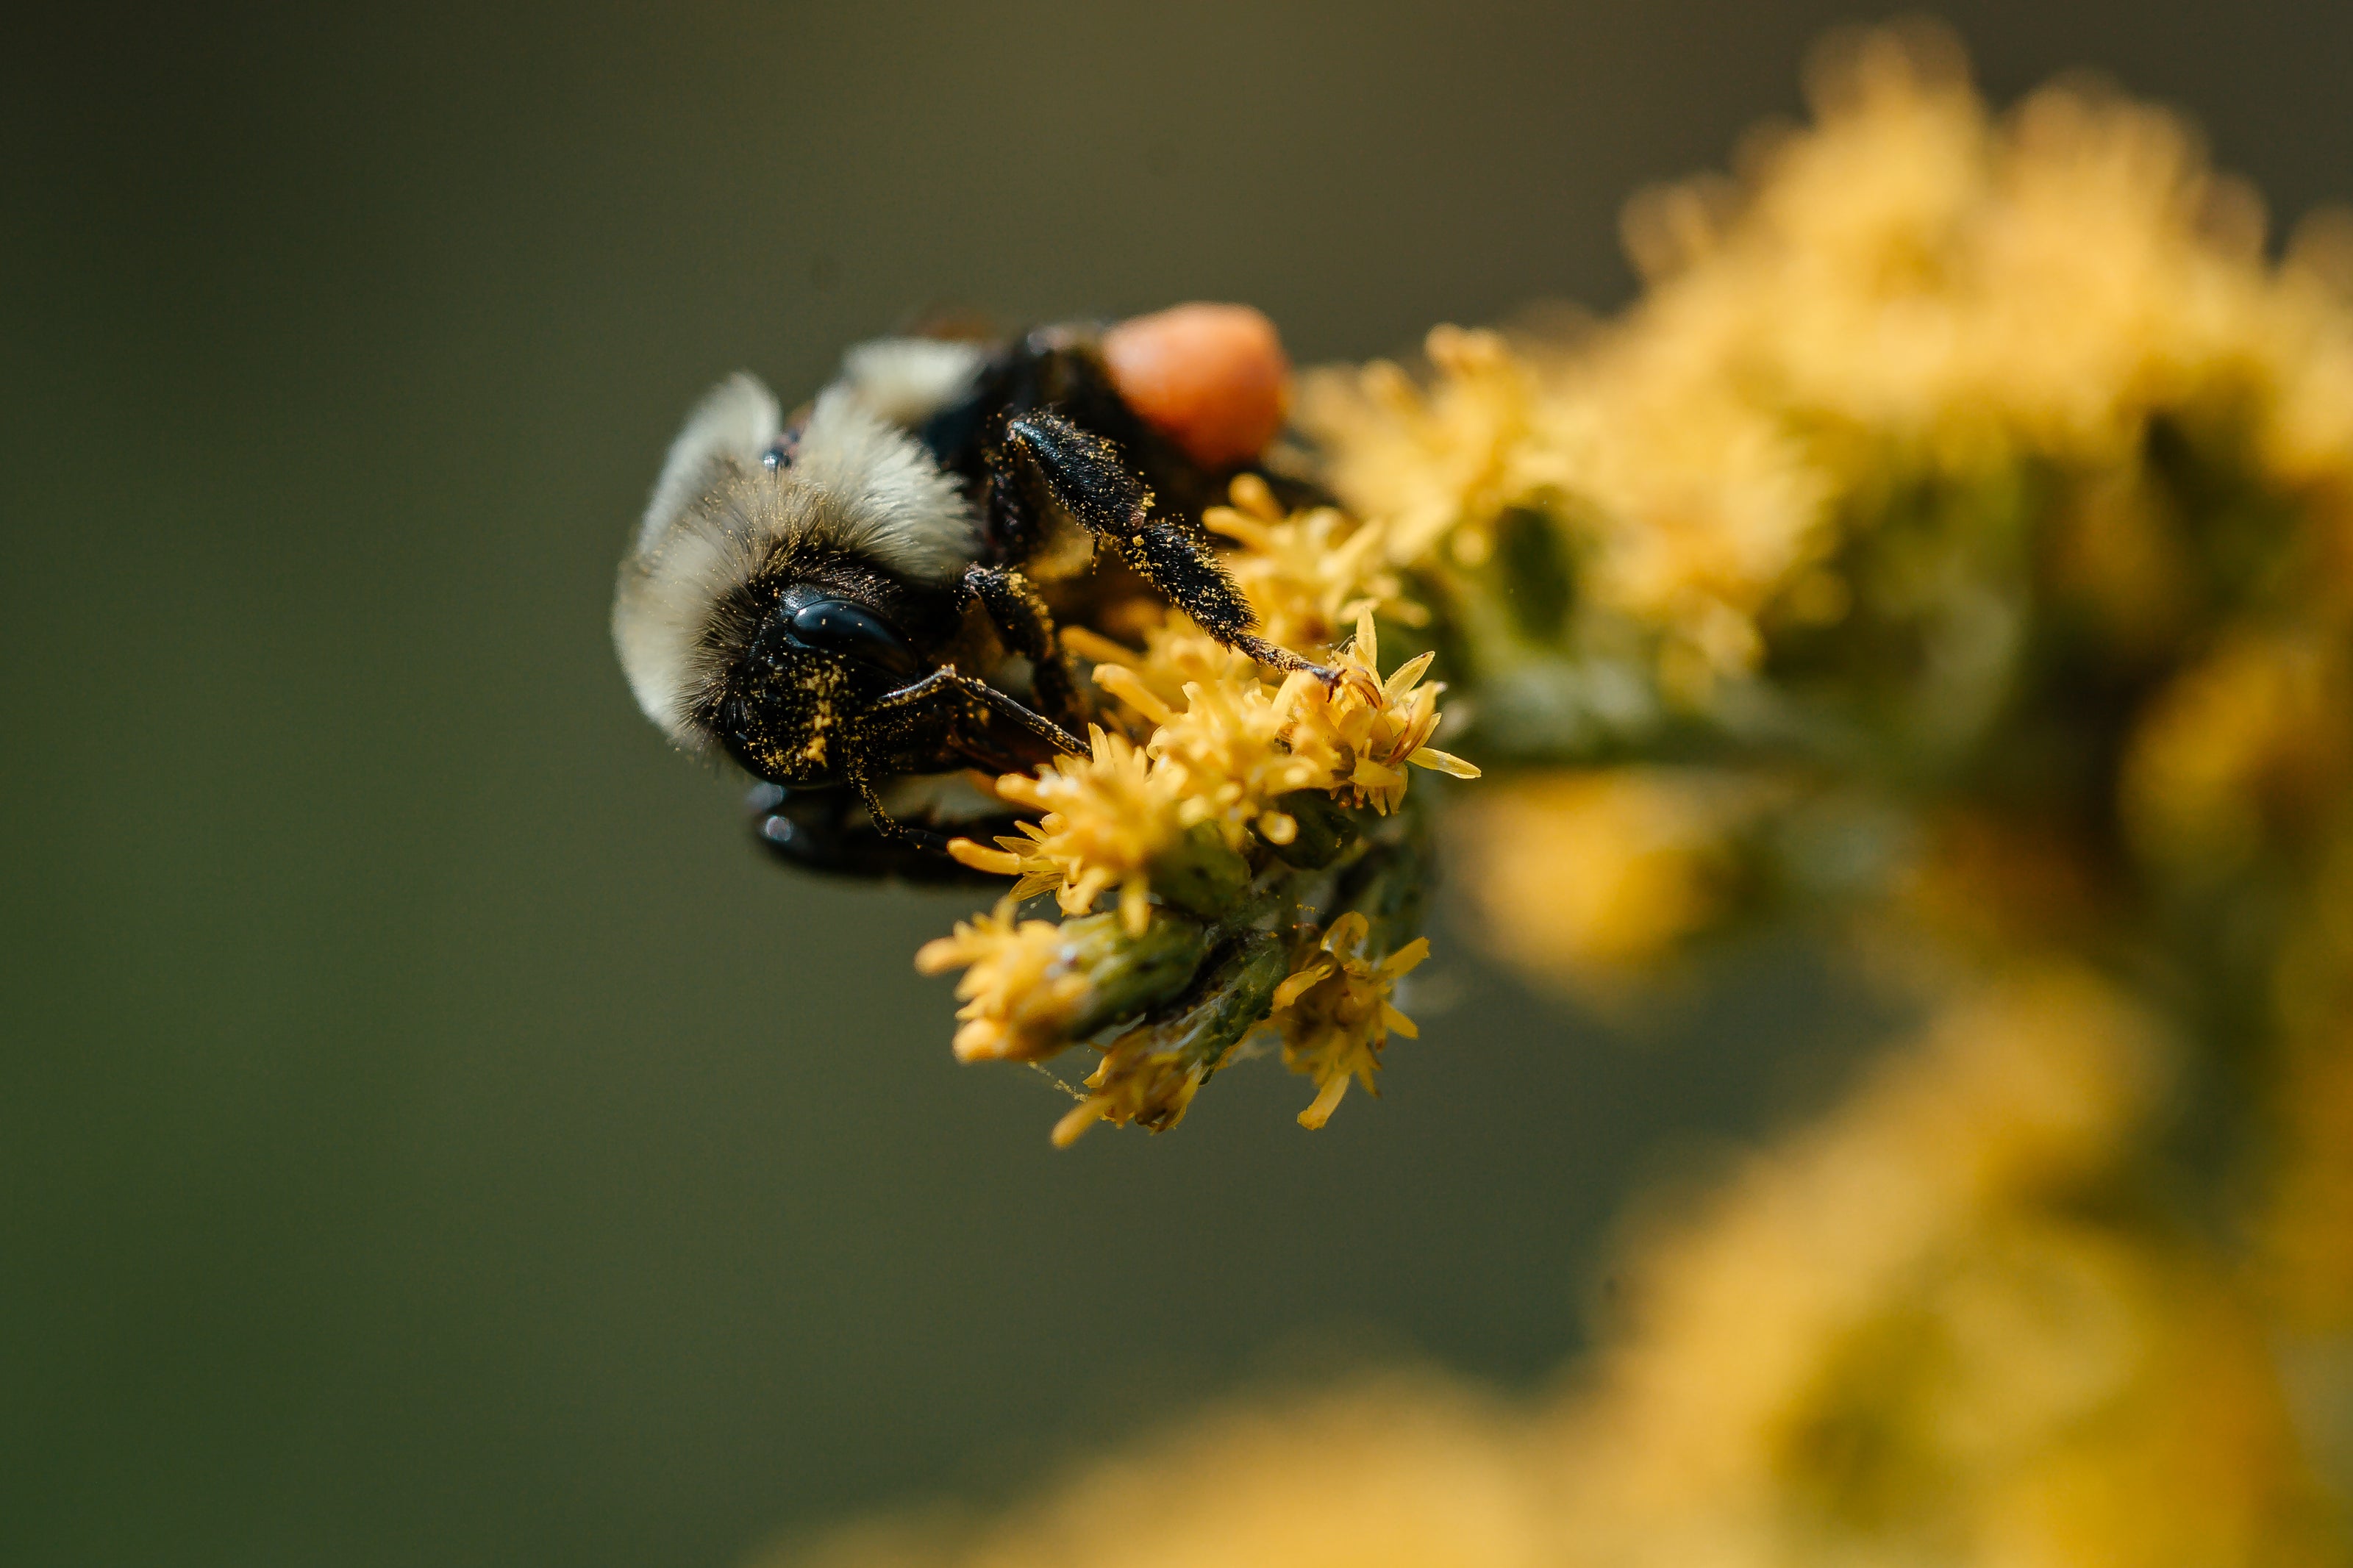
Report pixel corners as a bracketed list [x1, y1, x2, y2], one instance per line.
[1265, 911, 1430, 1129]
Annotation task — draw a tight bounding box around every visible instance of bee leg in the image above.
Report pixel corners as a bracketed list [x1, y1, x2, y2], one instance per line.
[843, 766, 956, 853]
[749, 783, 1007, 883]
[995, 410, 1340, 684]
[874, 665, 1088, 758]
[751, 784, 869, 871]
[1117, 519, 1341, 681]
[981, 430, 1046, 567]
[960, 562, 1085, 729]
[995, 410, 1153, 540]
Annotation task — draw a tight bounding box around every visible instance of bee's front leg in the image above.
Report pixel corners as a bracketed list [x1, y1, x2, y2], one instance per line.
[873, 665, 1088, 761]
[843, 764, 953, 853]
[749, 782, 986, 881]
[959, 562, 1085, 730]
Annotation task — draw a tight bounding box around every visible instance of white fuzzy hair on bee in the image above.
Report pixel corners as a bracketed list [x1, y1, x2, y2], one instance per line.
[838, 337, 985, 426]
[612, 369, 982, 752]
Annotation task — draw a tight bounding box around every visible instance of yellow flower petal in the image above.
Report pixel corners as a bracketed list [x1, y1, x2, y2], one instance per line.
[1051, 1099, 1110, 1148]
[1382, 937, 1433, 976]
[1383, 649, 1437, 703]
[1296, 1073, 1352, 1130]
[1273, 959, 1336, 1011]
[1408, 746, 1482, 778]
[1093, 662, 1179, 728]
[946, 839, 1024, 876]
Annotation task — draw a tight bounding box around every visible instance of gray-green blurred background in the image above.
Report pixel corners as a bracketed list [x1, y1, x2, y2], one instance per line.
[7, 4, 2348, 1564]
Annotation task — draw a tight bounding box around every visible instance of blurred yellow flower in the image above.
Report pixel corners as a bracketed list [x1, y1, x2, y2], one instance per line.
[783, 973, 2332, 1568]
[2121, 630, 2353, 881]
[1447, 770, 1755, 993]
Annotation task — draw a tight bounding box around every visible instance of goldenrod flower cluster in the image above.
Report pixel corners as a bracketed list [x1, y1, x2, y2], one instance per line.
[824, 21, 2353, 1567]
[916, 481, 1477, 1141]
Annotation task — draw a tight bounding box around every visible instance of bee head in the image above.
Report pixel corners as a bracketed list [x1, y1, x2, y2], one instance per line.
[613, 372, 983, 770]
[704, 577, 934, 787]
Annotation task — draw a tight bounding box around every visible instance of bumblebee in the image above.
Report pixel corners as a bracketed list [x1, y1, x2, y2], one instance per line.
[613, 305, 1332, 878]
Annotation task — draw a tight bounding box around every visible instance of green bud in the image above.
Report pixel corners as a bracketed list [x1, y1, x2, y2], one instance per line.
[1260, 789, 1363, 869]
[1125, 930, 1290, 1073]
[1057, 909, 1216, 1040]
[1149, 822, 1256, 920]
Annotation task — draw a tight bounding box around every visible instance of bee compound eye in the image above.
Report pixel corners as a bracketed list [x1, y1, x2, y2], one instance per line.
[785, 596, 922, 677]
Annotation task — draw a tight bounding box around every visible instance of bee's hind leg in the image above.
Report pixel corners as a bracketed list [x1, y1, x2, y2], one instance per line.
[992, 410, 1340, 684]
[1118, 521, 1338, 681]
